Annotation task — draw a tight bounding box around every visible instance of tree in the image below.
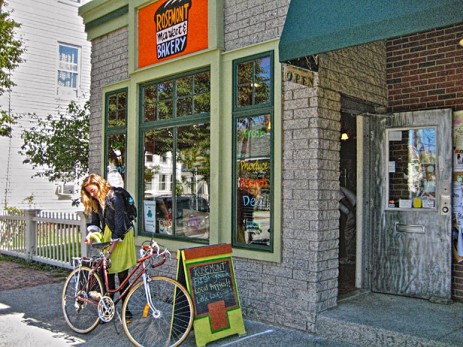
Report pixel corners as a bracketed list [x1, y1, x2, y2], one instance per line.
[0, 1, 25, 137]
[20, 101, 90, 184]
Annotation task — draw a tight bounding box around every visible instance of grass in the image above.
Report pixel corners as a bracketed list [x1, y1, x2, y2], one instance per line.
[36, 241, 81, 263]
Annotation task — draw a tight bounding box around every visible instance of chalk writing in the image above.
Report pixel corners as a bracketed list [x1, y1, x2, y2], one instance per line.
[187, 260, 237, 316]
[243, 129, 266, 139]
[240, 160, 269, 172]
[239, 177, 270, 189]
[243, 195, 257, 206]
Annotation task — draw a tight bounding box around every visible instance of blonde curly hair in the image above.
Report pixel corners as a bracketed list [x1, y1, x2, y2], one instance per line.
[80, 173, 112, 215]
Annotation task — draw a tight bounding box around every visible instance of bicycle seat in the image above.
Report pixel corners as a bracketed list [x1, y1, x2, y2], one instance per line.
[91, 242, 111, 250]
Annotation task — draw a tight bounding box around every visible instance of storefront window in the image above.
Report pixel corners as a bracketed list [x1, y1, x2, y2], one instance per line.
[104, 89, 127, 184]
[140, 70, 210, 241]
[143, 72, 210, 122]
[233, 52, 273, 250]
[387, 127, 436, 209]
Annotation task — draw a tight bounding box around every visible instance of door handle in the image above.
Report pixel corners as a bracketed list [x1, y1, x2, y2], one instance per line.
[395, 223, 424, 233]
[441, 195, 450, 215]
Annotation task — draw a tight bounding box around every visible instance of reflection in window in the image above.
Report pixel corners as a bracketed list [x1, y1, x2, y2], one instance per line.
[107, 91, 127, 127]
[142, 125, 210, 239]
[235, 115, 271, 246]
[233, 52, 273, 250]
[236, 56, 271, 107]
[142, 72, 210, 122]
[141, 69, 210, 241]
[387, 127, 436, 209]
[58, 43, 80, 90]
[104, 88, 128, 185]
[107, 134, 126, 181]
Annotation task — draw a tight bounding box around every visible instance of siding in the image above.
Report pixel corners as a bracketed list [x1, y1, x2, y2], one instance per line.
[0, 0, 91, 212]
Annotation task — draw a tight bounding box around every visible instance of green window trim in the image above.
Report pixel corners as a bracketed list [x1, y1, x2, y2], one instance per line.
[232, 51, 274, 252]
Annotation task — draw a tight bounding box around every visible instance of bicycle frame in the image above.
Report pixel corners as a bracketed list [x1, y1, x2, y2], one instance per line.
[73, 242, 167, 309]
[102, 246, 167, 305]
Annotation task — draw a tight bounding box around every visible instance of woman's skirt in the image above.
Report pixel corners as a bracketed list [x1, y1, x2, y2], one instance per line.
[103, 226, 137, 274]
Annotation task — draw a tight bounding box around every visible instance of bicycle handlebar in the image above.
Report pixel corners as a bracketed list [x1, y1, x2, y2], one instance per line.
[74, 239, 171, 270]
[139, 239, 171, 263]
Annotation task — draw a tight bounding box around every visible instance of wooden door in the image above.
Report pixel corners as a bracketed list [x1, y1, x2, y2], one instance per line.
[370, 109, 452, 299]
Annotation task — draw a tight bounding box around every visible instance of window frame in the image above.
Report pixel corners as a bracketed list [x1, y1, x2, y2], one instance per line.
[138, 67, 211, 241]
[231, 51, 274, 252]
[57, 42, 81, 95]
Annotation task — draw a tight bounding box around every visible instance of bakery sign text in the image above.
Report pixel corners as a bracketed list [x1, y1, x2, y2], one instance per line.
[138, 0, 208, 68]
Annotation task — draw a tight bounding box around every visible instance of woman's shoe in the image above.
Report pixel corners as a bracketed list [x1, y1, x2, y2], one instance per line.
[125, 309, 133, 323]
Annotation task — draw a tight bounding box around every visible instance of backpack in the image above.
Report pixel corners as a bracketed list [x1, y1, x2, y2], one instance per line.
[111, 187, 137, 222]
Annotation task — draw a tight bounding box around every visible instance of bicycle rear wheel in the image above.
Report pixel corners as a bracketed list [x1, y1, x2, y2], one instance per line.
[122, 276, 194, 347]
[62, 266, 103, 333]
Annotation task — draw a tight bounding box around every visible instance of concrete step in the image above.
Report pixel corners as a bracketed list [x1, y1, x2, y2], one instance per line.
[317, 315, 455, 347]
[315, 291, 463, 347]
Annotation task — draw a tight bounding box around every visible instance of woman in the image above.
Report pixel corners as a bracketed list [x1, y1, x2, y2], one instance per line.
[80, 173, 137, 307]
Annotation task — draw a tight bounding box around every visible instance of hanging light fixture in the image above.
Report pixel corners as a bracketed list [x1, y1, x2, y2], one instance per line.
[341, 132, 349, 140]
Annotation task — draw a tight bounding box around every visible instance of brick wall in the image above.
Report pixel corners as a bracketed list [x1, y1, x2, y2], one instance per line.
[320, 42, 388, 106]
[387, 23, 463, 112]
[387, 24, 463, 302]
[88, 27, 129, 174]
[224, 0, 290, 51]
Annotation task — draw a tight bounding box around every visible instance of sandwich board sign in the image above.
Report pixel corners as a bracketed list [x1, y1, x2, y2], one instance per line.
[177, 244, 246, 346]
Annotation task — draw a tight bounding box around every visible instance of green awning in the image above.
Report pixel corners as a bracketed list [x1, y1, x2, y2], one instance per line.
[279, 0, 463, 62]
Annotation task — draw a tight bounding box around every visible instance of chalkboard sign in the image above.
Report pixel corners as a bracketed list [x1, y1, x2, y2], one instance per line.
[177, 244, 245, 347]
[187, 258, 237, 316]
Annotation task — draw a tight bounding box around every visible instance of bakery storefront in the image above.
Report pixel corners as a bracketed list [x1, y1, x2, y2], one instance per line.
[80, 0, 282, 262]
[80, 0, 463, 334]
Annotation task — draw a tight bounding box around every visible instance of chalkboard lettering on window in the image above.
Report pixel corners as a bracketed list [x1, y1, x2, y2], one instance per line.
[187, 259, 237, 317]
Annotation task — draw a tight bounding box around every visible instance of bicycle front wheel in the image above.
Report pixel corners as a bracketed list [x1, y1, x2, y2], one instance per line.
[122, 276, 194, 347]
[62, 266, 103, 334]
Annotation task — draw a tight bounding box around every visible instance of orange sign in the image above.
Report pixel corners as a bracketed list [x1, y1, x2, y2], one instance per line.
[138, 0, 208, 68]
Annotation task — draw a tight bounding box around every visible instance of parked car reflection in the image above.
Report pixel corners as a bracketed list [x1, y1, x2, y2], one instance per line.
[145, 194, 209, 238]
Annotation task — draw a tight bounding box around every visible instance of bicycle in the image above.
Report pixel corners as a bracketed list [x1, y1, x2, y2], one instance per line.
[61, 239, 194, 347]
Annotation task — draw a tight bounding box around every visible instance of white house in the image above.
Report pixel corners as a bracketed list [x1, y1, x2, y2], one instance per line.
[0, 0, 91, 212]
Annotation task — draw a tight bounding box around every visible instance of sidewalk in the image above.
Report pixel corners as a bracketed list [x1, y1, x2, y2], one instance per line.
[0, 258, 354, 347]
[2, 258, 463, 347]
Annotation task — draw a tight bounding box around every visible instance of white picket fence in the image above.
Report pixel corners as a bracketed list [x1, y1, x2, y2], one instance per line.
[0, 209, 88, 269]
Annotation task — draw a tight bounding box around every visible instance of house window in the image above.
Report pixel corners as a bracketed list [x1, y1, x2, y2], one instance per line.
[140, 69, 210, 241]
[232, 52, 274, 250]
[104, 88, 128, 184]
[57, 43, 80, 95]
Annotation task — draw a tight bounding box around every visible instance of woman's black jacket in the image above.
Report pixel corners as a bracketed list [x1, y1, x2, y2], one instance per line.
[88, 188, 132, 240]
